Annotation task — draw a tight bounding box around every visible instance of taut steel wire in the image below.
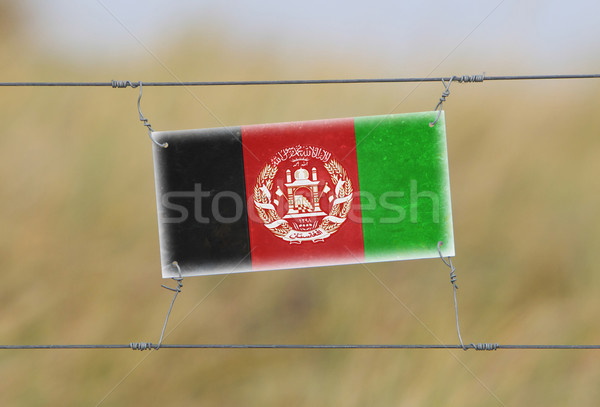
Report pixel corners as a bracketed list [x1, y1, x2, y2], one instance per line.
[0, 73, 599, 87]
[2, 344, 600, 351]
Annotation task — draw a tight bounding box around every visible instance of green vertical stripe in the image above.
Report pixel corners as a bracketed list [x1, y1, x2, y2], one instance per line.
[354, 112, 454, 261]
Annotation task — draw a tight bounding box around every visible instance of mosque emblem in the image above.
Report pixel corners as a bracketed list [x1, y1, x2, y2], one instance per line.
[253, 145, 353, 243]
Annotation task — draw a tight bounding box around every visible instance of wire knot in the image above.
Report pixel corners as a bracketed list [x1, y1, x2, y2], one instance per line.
[439, 88, 450, 102]
[455, 73, 485, 83]
[437, 241, 458, 289]
[161, 274, 183, 293]
[161, 261, 183, 292]
[130, 342, 155, 351]
[471, 343, 498, 351]
[429, 77, 454, 127]
[111, 80, 139, 89]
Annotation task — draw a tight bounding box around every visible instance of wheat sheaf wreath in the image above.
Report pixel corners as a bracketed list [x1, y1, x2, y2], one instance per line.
[253, 157, 353, 241]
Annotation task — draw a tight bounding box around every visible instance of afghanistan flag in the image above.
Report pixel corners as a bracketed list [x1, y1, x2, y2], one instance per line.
[152, 111, 454, 278]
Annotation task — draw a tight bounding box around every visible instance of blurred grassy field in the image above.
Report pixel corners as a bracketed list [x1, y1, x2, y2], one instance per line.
[2, 7, 600, 407]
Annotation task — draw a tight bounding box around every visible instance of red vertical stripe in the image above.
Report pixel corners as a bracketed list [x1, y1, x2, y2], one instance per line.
[241, 118, 365, 271]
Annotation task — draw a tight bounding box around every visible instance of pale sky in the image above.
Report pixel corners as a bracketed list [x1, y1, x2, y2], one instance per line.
[17, 0, 600, 73]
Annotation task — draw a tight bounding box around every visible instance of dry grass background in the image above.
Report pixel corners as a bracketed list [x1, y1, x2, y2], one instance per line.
[1, 5, 600, 406]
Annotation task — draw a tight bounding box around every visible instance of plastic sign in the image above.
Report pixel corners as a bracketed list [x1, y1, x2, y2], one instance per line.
[152, 112, 454, 278]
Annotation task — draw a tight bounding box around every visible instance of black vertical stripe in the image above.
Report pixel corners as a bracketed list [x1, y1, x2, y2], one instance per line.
[152, 127, 251, 276]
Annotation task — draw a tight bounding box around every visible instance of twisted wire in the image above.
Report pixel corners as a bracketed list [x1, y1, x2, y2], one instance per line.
[111, 80, 138, 88]
[135, 81, 167, 148]
[455, 73, 485, 83]
[130, 342, 154, 351]
[437, 241, 466, 350]
[471, 343, 499, 351]
[429, 77, 454, 127]
[156, 262, 184, 350]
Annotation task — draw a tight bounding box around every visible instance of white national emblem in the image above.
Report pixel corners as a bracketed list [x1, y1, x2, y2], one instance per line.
[253, 145, 353, 244]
